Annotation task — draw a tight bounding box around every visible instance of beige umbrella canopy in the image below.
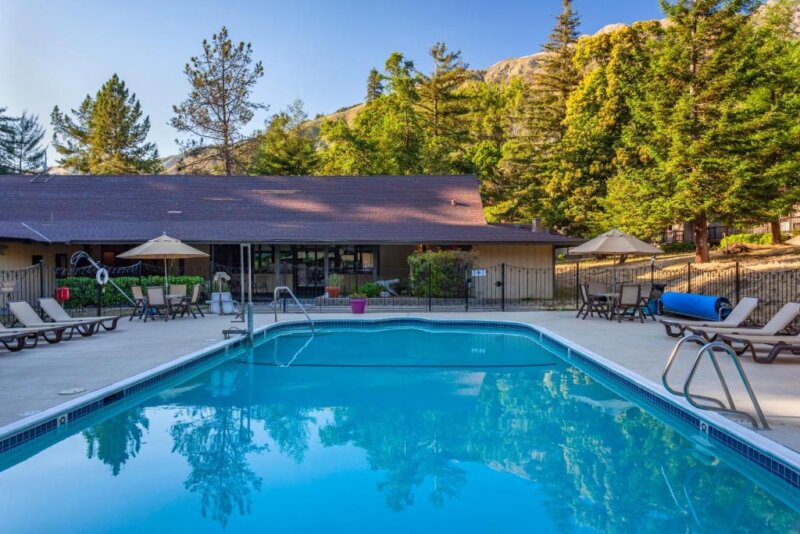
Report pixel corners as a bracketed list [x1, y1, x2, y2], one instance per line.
[569, 229, 663, 291]
[118, 234, 208, 291]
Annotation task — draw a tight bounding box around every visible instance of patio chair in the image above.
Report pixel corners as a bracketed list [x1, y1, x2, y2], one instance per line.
[685, 301, 800, 343]
[172, 284, 205, 319]
[39, 298, 121, 332]
[717, 332, 800, 364]
[639, 284, 666, 321]
[144, 286, 171, 322]
[8, 301, 94, 339]
[169, 284, 187, 297]
[660, 297, 759, 337]
[130, 286, 146, 321]
[611, 285, 646, 323]
[576, 284, 609, 320]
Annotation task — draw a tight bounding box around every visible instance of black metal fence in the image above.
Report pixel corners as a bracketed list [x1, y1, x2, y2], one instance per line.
[558, 261, 800, 329]
[2, 260, 799, 326]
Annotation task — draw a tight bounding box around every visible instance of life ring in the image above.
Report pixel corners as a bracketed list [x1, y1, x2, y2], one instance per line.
[96, 268, 110, 286]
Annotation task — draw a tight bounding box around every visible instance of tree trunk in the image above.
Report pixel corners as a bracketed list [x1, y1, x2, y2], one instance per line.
[693, 212, 710, 263]
[770, 220, 782, 244]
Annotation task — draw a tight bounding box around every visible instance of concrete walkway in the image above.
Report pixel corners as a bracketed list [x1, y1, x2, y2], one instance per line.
[1, 310, 798, 452]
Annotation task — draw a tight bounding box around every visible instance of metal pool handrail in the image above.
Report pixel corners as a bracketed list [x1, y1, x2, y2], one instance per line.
[273, 286, 315, 333]
[663, 334, 769, 429]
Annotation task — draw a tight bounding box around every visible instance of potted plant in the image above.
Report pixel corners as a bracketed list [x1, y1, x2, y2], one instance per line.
[349, 291, 367, 314]
[326, 273, 344, 298]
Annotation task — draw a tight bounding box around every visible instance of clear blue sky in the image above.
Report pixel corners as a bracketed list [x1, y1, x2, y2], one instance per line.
[0, 0, 664, 161]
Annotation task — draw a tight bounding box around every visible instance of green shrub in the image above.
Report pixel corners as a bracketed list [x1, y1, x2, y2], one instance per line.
[327, 273, 344, 288]
[661, 241, 696, 254]
[356, 282, 382, 297]
[718, 233, 773, 248]
[57, 275, 205, 309]
[407, 250, 473, 298]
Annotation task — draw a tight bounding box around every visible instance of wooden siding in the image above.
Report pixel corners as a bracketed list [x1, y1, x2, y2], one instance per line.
[472, 244, 554, 299]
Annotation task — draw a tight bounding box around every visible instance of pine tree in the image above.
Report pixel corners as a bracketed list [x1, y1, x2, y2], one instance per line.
[609, 0, 758, 262]
[171, 26, 265, 176]
[51, 74, 161, 174]
[416, 42, 473, 173]
[0, 107, 16, 174]
[366, 68, 384, 102]
[498, 0, 581, 223]
[1, 111, 46, 174]
[251, 100, 318, 175]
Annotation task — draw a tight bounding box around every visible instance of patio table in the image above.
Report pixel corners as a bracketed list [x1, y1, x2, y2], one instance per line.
[589, 292, 620, 321]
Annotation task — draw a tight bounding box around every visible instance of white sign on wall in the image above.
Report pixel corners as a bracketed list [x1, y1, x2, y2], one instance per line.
[471, 269, 487, 277]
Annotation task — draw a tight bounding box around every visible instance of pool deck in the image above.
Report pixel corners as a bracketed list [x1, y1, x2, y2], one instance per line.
[1, 310, 799, 453]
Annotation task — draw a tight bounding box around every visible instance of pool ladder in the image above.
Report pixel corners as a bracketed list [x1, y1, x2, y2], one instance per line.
[273, 286, 315, 334]
[662, 334, 769, 429]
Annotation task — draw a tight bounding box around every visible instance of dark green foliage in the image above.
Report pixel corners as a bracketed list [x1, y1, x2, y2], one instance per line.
[407, 250, 473, 298]
[0, 111, 46, 174]
[250, 100, 318, 175]
[51, 74, 161, 174]
[660, 241, 697, 254]
[366, 68, 384, 102]
[0, 107, 13, 174]
[171, 26, 265, 175]
[355, 282, 383, 298]
[58, 275, 204, 309]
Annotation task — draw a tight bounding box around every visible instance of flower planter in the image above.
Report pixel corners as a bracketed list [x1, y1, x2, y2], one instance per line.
[326, 287, 341, 298]
[350, 298, 366, 314]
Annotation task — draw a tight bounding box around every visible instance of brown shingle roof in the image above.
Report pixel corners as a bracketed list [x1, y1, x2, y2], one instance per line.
[0, 174, 582, 245]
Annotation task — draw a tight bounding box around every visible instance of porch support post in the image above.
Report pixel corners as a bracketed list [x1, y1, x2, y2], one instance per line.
[273, 245, 281, 294]
[323, 245, 330, 287]
[373, 245, 378, 281]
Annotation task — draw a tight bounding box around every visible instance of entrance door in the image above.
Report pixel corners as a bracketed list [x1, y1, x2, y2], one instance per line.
[293, 247, 326, 297]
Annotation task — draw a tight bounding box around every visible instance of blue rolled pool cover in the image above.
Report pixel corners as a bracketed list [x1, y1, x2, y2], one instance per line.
[660, 292, 732, 321]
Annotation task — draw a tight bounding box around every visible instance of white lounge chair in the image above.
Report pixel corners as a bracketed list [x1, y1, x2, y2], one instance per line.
[39, 298, 121, 331]
[685, 302, 800, 342]
[717, 332, 800, 363]
[661, 297, 759, 337]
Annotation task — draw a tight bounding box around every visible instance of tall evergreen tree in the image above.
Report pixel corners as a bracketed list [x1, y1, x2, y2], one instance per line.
[366, 68, 384, 102]
[608, 0, 758, 262]
[416, 42, 473, 173]
[499, 0, 581, 223]
[0, 107, 16, 174]
[51, 74, 161, 174]
[1, 111, 46, 174]
[171, 26, 265, 176]
[250, 100, 318, 175]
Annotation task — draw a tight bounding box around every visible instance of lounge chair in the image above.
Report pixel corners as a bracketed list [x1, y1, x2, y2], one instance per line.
[172, 284, 205, 319]
[7, 301, 90, 340]
[0, 323, 41, 351]
[130, 286, 146, 321]
[576, 284, 608, 320]
[717, 332, 800, 363]
[39, 298, 121, 331]
[661, 297, 759, 337]
[685, 302, 800, 342]
[144, 286, 171, 322]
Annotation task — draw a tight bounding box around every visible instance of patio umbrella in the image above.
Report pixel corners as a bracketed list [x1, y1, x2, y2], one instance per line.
[569, 228, 663, 291]
[117, 233, 208, 292]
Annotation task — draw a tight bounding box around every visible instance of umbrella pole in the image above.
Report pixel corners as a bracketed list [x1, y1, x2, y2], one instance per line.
[164, 258, 168, 293]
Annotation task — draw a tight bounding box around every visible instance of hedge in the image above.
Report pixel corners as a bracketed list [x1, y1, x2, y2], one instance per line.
[718, 233, 789, 249]
[57, 275, 205, 309]
[407, 250, 473, 298]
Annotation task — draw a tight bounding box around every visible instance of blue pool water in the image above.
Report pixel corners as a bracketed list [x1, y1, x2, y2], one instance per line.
[1, 323, 798, 532]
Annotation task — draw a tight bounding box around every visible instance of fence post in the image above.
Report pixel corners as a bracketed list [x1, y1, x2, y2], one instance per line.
[650, 260, 655, 287]
[38, 261, 44, 301]
[501, 263, 506, 312]
[427, 261, 432, 312]
[735, 261, 740, 303]
[687, 263, 692, 294]
[574, 261, 580, 310]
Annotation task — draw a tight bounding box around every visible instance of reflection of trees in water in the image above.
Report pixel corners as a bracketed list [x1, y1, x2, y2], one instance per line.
[83, 408, 149, 476]
[253, 403, 314, 464]
[170, 406, 267, 528]
[318, 369, 798, 531]
[169, 401, 313, 527]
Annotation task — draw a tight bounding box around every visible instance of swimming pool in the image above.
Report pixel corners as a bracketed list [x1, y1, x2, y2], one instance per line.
[1, 320, 798, 531]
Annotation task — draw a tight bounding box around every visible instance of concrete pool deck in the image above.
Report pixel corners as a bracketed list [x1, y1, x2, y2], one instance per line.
[1, 310, 799, 453]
